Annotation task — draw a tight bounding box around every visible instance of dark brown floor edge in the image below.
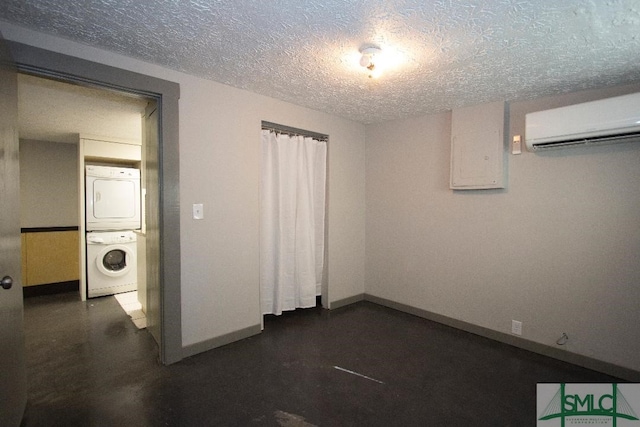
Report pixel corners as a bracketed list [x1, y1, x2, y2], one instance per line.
[23, 281, 79, 298]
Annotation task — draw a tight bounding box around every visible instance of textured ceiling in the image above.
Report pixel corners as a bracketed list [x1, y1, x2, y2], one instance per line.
[2, 0, 640, 124]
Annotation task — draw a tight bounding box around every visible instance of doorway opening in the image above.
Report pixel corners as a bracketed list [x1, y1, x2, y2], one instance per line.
[9, 40, 182, 364]
[18, 72, 148, 296]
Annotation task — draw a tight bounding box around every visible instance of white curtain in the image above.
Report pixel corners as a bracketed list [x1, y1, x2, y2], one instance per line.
[260, 129, 327, 315]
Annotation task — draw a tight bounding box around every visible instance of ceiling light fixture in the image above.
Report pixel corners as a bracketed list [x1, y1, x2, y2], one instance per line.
[359, 46, 382, 78]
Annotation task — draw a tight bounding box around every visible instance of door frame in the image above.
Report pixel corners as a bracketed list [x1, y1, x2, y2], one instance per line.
[7, 41, 183, 364]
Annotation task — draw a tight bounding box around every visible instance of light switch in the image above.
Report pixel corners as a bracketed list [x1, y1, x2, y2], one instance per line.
[512, 135, 522, 155]
[192, 203, 204, 220]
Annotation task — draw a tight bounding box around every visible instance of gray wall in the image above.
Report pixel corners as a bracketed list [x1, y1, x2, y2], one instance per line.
[365, 83, 640, 373]
[19, 139, 78, 228]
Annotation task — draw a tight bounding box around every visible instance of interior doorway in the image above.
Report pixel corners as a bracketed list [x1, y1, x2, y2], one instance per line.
[18, 72, 157, 352]
[18, 73, 148, 299]
[8, 40, 182, 365]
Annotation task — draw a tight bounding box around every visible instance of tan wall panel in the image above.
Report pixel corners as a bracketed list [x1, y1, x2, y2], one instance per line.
[23, 231, 79, 286]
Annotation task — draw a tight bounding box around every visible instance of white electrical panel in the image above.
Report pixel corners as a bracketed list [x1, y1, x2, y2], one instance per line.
[450, 101, 507, 190]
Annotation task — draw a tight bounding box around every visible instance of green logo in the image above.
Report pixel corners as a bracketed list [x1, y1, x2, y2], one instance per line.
[538, 384, 639, 427]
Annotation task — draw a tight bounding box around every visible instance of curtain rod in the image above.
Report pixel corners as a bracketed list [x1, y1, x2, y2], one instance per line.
[261, 121, 328, 142]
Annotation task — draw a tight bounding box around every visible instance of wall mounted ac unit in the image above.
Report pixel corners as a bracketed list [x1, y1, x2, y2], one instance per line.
[525, 92, 640, 151]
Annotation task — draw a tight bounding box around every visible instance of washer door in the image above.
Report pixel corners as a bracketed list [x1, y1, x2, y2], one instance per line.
[95, 244, 134, 277]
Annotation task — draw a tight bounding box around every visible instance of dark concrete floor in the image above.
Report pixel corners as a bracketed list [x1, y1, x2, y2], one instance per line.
[22, 292, 619, 426]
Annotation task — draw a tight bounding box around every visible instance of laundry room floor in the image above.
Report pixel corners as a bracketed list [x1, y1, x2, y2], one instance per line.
[21, 292, 622, 426]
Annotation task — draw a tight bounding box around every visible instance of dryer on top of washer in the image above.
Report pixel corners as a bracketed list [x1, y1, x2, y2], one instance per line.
[85, 165, 141, 231]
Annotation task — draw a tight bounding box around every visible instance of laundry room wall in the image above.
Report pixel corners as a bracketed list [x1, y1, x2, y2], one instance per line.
[19, 139, 78, 228]
[19, 139, 80, 288]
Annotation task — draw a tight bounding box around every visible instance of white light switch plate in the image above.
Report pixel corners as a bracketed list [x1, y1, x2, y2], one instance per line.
[193, 203, 204, 220]
[512, 135, 522, 155]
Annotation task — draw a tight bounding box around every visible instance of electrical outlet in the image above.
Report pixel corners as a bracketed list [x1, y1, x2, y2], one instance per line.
[512, 320, 522, 336]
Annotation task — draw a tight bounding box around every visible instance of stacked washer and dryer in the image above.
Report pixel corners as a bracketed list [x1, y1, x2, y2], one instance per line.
[85, 165, 140, 298]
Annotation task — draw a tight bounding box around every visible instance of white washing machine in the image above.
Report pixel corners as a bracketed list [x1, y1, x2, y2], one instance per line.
[86, 231, 137, 298]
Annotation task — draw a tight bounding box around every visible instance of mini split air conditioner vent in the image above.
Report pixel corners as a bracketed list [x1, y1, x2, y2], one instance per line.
[525, 92, 640, 151]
